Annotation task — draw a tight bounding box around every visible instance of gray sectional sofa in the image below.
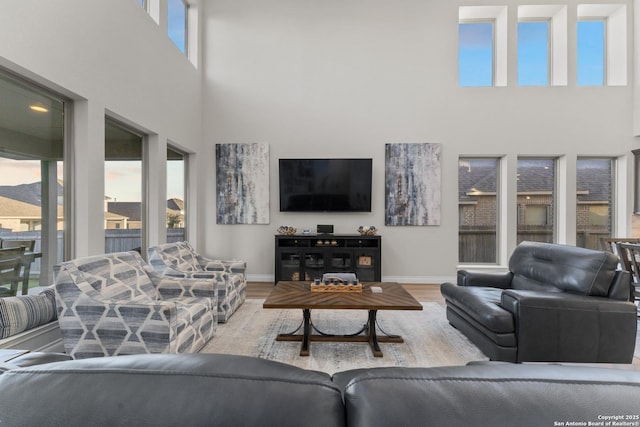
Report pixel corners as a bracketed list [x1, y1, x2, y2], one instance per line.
[0, 353, 639, 427]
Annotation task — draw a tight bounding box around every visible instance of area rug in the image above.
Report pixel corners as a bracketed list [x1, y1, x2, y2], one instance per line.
[199, 299, 488, 374]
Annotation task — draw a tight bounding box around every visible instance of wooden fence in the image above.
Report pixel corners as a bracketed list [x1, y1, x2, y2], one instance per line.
[459, 227, 610, 263]
[0, 228, 186, 275]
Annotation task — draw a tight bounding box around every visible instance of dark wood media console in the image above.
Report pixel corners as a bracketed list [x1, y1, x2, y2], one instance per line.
[274, 234, 381, 284]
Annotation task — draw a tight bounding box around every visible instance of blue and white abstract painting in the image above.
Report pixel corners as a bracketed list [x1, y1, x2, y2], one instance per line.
[385, 143, 441, 226]
[216, 143, 270, 224]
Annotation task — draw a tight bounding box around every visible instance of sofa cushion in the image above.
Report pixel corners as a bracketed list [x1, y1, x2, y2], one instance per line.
[0, 354, 344, 427]
[0, 287, 57, 339]
[66, 252, 159, 301]
[156, 242, 203, 272]
[338, 364, 640, 427]
[509, 241, 618, 296]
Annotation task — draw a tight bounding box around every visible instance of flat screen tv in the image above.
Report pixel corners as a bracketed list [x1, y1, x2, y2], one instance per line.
[279, 158, 372, 212]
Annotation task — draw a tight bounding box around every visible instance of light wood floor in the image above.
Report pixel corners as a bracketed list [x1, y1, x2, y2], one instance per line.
[247, 282, 445, 305]
[248, 281, 639, 369]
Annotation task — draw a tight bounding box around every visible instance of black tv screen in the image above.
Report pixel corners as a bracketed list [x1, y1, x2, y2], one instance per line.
[279, 158, 372, 212]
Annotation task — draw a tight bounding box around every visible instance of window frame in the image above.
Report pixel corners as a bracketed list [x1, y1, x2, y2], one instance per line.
[166, 144, 188, 242]
[104, 118, 146, 255]
[516, 158, 558, 244]
[0, 68, 70, 287]
[458, 157, 501, 265]
[575, 157, 615, 249]
[458, 6, 508, 87]
[517, 5, 567, 86]
[577, 3, 627, 86]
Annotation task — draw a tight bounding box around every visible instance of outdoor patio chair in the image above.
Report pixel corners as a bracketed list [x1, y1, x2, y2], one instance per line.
[615, 242, 640, 313]
[0, 249, 23, 297]
[0, 239, 37, 295]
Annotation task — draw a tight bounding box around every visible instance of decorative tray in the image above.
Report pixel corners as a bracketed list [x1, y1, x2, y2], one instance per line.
[310, 273, 362, 292]
[310, 283, 363, 293]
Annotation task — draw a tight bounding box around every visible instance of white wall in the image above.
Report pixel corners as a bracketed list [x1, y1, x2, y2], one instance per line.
[0, 1, 636, 283]
[203, 0, 637, 282]
[0, 0, 204, 257]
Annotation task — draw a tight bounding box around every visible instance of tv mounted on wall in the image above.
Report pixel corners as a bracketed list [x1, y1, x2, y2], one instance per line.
[279, 158, 373, 212]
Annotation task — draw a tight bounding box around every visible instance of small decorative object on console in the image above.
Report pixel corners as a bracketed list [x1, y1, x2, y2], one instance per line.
[311, 272, 362, 292]
[358, 226, 377, 235]
[358, 255, 372, 266]
[277, 226, 297, 235]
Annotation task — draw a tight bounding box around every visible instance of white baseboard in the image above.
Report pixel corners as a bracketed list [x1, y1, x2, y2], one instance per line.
[247, 274, 455, 285]
[382, 276, 455, 285]
[246, 274, 274, 283]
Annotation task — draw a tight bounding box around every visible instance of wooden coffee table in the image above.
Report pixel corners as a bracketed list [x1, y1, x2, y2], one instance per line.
[263, 281, 423, 357]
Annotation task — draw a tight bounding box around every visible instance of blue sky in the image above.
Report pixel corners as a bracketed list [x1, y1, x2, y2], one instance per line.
[459, 23, 494, 87]
[518, 21, 549, 86]
[167, 0, 187, 53]
[459, 20, 605, 86]
[138, 0, 186, 53]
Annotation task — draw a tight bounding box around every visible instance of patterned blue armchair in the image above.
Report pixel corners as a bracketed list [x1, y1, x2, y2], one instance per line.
[147, 241, 246, 322]
[54, 251, 217, 359]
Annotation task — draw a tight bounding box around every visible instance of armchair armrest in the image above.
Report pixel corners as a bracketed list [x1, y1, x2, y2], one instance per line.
[197, 256, 246, 275]
[457, 270, 513, 288]
[500, 290, 637, 363]
[147, 270, 219, 300]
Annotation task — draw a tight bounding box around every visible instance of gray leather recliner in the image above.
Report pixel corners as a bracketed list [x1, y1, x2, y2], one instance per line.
[441, 241, 638, 362]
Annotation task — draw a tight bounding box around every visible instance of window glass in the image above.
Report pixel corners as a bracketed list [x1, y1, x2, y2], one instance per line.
[523, 205, 548, 225]
[577, 20, 605, 86]
[167, 147, 186, 242]
[0, 71, 65, 294]
[458, 158, 499, 263]
[168, 0, 187, 54]
[576, 158, 613, 249]
[458, 22, 493, 87]
[517, 159, 556, 244]
[518, 21, 549, 86]
[104, 120, 143, 254]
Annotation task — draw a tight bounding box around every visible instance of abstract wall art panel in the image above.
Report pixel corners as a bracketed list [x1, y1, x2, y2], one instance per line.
[216, 143, 270, 224]
[385, 143, 441, 226]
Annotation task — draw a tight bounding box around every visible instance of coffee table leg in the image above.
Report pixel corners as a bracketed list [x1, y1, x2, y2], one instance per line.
[274, 309, 312, 356]
[368, 310, 383, 357]
[274, 309, 405, 358]
[300, 308, 311, 356]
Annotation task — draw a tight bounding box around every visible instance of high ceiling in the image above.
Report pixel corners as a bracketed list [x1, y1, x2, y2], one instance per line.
[0, 71, 144, 161]
[0, 72, 64, 144]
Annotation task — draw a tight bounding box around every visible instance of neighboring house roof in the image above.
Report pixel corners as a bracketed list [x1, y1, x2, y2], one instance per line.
[516, 166, 554, 194]
[0, 183, 179, 223]
[167, 198, 184, 211]
[458, 164, 497, 202]
[459, 164, 611, 203]
[107, 202, 141, 222]
[576, 166, 611, 203]
[0, 181, 63, 206]
[0, 195, 63, 217]
[105, 211, 128, 221]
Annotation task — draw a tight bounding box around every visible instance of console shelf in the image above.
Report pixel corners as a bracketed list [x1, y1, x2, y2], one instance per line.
[274, 234, 381, 284]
